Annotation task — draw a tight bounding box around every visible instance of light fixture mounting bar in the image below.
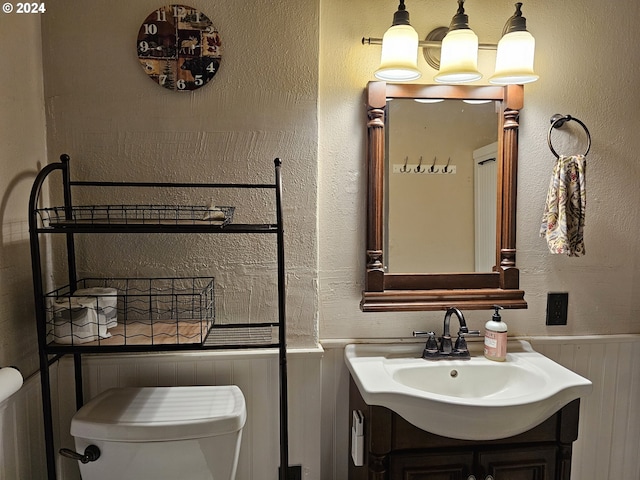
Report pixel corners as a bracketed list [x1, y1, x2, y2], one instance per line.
[362, 36, 497, 50]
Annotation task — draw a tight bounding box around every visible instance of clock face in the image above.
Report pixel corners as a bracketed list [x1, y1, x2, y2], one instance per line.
[137, 4, 222, 91]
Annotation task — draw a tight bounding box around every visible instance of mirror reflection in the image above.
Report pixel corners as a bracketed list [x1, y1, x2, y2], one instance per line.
[385, 98, 499, 274]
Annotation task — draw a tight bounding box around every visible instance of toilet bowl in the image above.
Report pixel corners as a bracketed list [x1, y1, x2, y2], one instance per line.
[70, 385, 246, 480]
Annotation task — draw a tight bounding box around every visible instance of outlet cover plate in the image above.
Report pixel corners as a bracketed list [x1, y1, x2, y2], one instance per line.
[546, 292, 568, 325]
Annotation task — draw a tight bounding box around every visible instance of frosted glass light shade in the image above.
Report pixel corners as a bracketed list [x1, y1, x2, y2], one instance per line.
[434, 28, 482, 84]
[489, 30, 538, 84]
[374, 24, 421, 82]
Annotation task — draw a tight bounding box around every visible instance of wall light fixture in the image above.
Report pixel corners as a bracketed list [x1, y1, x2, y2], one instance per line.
[363, 1, 538, 85]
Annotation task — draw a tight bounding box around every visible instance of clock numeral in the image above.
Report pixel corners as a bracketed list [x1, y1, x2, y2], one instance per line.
[194, 75, 204, 86]
[143, 23, 158, 35]
[173, 6, 185, 18]
[159, 75, 167, 85]
[206, 63, 216, 73]
[139, 41, 149, 53]
[155, 9, 166, 22]
[176, 79, 186, 90]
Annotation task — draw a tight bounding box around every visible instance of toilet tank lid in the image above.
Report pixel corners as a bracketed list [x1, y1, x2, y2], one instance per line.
[71, 386, 246, 442]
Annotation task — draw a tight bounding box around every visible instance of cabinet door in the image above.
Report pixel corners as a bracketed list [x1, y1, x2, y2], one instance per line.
[389, 451, 474, 480]
[477, 446, 557, 480]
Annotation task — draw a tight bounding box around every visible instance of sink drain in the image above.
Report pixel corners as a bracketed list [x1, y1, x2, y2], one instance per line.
[450, 369, 458, 378]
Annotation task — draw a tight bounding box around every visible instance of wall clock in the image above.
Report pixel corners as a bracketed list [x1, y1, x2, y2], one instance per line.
[137, 4, 222, 91]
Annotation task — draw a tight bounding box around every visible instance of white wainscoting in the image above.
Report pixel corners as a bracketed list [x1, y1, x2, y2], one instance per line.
[529, 335, 640, 480]
[321, 335, 640, 480]
[0, 366, 49, 480]
[4, 337, 639, 480]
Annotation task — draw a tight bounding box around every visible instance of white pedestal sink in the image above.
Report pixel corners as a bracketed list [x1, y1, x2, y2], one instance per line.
[345, 340, 592, 440]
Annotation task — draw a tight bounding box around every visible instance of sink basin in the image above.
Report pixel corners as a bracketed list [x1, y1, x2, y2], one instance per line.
[392, 361, 546, 399]
[345, 340, 592, 441]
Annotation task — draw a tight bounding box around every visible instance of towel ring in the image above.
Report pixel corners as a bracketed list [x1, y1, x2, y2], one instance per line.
[547, 114, 591, 159]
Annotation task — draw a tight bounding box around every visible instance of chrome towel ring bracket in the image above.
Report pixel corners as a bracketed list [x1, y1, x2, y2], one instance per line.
[547, 113, 591, 158]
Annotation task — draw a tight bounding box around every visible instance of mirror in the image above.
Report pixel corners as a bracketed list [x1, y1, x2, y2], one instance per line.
[386, 97, 499, 273]
[362, 81, 527, 312]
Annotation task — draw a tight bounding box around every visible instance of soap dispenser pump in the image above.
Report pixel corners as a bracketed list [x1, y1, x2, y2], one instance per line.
[484, 305, 507, 362]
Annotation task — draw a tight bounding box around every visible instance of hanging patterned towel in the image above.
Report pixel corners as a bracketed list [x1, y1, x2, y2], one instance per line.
[540, 154, 587, 256]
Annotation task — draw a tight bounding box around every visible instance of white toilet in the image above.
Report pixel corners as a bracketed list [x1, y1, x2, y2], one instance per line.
[69, 385, 246, 480]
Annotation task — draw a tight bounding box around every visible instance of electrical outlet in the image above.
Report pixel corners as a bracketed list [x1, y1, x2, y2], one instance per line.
[546, 292, 568, 325]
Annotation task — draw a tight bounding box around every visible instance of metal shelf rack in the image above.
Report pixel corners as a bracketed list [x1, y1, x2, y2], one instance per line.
[29, 154, 291, 480]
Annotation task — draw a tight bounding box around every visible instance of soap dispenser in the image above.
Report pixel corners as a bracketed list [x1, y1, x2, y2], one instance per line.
[484, 305, 507, 362]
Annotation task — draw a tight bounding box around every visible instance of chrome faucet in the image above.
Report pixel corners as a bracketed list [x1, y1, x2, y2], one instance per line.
[413, 307, 480, 360]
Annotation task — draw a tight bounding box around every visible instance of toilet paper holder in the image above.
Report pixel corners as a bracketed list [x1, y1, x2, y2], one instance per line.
[0, 366, 23, 404]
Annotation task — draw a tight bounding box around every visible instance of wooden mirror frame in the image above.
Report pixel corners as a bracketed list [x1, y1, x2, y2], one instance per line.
[361, 81, 527, 312]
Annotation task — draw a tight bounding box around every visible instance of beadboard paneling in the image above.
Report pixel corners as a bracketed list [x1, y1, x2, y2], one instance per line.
[530, 336, 640, 480]
[0, 368, 48, 480]
[4, 338, 640, 480]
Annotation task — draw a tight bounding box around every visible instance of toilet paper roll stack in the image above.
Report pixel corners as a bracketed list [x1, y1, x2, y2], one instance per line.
[74, 287, 118, 329]
[52, 287, 118, 344]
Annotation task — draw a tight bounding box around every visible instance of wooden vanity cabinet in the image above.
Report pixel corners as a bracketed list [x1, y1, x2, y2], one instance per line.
[349, 378, 580, 480]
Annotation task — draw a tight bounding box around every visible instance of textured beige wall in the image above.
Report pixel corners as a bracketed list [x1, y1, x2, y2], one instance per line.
[2, 0, 640, 379]
[39, 0, 320, 347]
[319, 0, 640, 337]
[0, 13, 47, 376]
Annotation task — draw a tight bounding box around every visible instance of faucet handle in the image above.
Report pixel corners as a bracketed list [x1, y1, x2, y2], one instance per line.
[414, 330, 438, 346]
[454, 334, 468, 353]
[413, 330, 431, 337]
[414, 331, 439, 357]
[459, 329, 480, 337]
[454, 330, 480, 352]
[425, 332, 439, 353]
[457, 324, 481, 334]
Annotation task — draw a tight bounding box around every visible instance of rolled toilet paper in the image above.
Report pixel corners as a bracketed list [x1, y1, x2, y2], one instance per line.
[74, 287, 118, 329]
[0, 367, 23, 404]
[52, 296, 101, 343]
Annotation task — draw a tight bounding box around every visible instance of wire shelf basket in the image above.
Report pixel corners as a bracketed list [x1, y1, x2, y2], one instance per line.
[45, 277, 215, 347]
[36, 205, 235, 228]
